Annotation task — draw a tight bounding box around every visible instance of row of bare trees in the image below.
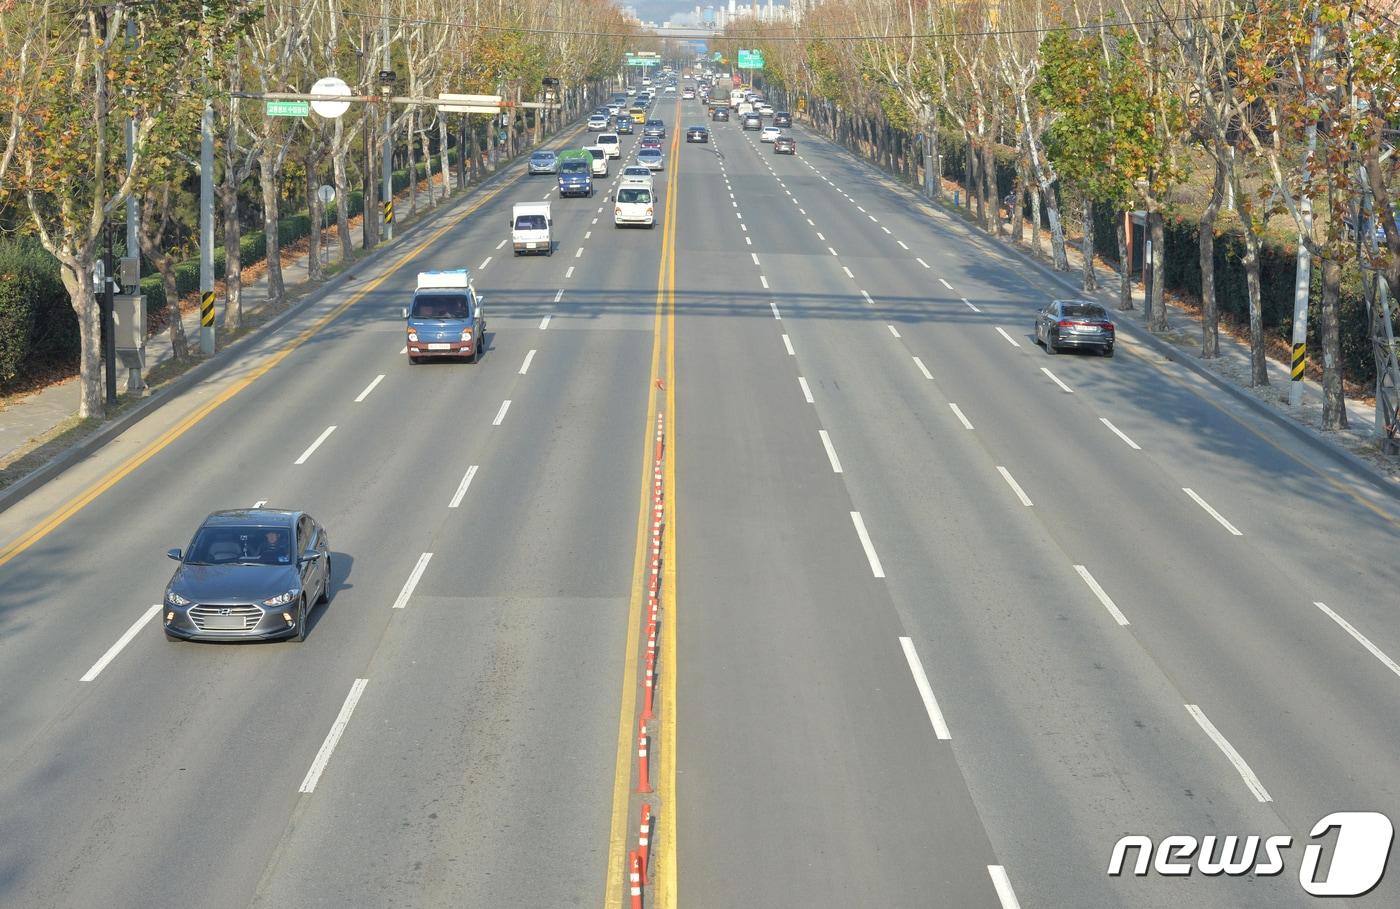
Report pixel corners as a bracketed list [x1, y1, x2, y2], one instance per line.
[0, 0, 629, 417]
[722, 0, 1400, 430]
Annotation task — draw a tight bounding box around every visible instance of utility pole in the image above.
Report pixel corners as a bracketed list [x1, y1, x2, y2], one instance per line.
[125, 14, 144, 392]
[380, 8, 394, 242]
[1289, 15, 1324, 406]
[199, 4, 215, 355]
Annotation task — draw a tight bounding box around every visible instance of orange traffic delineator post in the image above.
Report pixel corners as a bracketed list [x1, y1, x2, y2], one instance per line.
[641, 652, 656, 720]
[637, 719, 653, 793]
[629, 849, 644, 909]
[638, 803, 653, 883]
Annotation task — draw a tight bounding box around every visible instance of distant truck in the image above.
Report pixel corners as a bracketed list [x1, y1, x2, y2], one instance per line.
[511, 201, 552, 256]
[557, 149, 594, 197]
[402, 270, 486, 364]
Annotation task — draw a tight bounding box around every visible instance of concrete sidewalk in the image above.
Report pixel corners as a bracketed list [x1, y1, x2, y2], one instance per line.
[0, 165, 466, 464]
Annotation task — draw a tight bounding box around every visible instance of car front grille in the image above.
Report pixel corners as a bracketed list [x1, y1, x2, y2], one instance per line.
[189, 604, 264, 632]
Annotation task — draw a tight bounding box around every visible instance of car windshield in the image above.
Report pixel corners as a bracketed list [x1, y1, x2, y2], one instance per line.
[515, 215, 546, 231]
[560, 161, 589, 173]
[1062, 304, 1108, 319]
[188, 526, 293, 565]
[411, 293, 471, 320]
[588, 149, 604, 159]
[624, 167, 649, 176]
[599, 136, 616, 144]
[532, 153, 553, 160]
[617, 189, 651, 204]
[639, 150, 660, 158]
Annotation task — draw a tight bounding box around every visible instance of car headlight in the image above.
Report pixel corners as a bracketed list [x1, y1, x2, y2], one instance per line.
[263, 589, 298, 607]
[166, 590, 191, 606]
[461, 328, 473, 341]
[407, 329, 418, 342]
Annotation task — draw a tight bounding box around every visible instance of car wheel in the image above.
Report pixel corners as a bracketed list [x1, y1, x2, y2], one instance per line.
[408, 355, 421, 365]
[318, 557, 332, 604]
[165, 629, 181, 642]
[1103, 345, 1115, 358]
[294, 598, 307, 642]
[1045, 332, 1057, 354]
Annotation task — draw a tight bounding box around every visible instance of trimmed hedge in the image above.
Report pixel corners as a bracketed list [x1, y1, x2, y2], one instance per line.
[0, 239, 79, 386]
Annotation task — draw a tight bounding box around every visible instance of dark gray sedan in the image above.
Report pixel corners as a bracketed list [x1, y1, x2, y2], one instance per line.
[1035, 299, 1115, 356]
[163, 509, 331, 642]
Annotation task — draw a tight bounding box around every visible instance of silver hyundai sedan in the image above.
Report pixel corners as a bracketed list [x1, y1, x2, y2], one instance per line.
[163, 509, 332, 642]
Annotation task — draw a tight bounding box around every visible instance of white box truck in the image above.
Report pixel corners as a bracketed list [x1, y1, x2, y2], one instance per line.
[511, 201, 552, 256]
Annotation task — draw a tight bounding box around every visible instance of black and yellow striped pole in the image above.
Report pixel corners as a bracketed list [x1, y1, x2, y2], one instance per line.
[1291, 342, 1306, 383]
[201, 291, 216, 328]
[383, 199, 395, 229]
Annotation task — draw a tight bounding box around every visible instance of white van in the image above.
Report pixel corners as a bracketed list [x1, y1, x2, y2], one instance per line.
[511, 201, 552, 255]
[597, 132, 621, 159]
[585, 146, 608, 176]
[614, 185, 654, 228]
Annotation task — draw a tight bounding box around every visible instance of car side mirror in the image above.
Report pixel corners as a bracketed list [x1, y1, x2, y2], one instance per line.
[167, 548, 183, 561]
[300, 549, 322, 563]
[401, 307, 408, 319]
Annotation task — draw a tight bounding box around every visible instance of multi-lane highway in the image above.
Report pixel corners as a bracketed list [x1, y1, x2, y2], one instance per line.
[1, 91, 1398, 908]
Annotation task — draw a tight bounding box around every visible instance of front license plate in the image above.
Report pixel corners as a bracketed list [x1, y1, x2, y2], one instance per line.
[526, 242, 537, 249]
[203, 615, 244, 630]
[428, 343, 452, 351]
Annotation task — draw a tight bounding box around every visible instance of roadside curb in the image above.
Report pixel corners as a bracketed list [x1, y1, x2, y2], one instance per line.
[0, 132, 567, 517]
[791, 120, 1399, 504]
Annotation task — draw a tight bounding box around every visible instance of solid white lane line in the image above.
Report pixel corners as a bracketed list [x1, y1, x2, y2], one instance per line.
[818, 430, 843, 473]
[897, 240, 908, 249]
[519, 349, 536, 375]
[80, 604, 160, 682]
[916, 257, 930, 269]
[938, 277, 953, 290]
[861, 290, 874, 305]
[294, 426, 337, 465]
[949, 403, 973, 430]
[782, 333, 794, 355]
[1100, 417, 1141, 449]
[574, 247, 584, 258]
[842, 266, 854, 278]
[1040, 367, 1074, 393]
[996, 466, 1033, 506]
[899, 637, 951, 740]
[913, 357, 933, 380]
[751, 252, 760, 265]
[539, 314, 552, 330]
[963, 297, 981, 313]
[1185, 704, 1272, 802]
[1183, 488, 1243, 535]
[798, 376, 814, 403]
[887, 324, 901, 338]
[994, 327, 1022, 348]
[769, 300, 781, 320]
[391, 552, 433, 610]
[565, 266, 575, 278]
[554, 289, 564, 303]
[299, 678, 369, 794]
[1316, 602, 1400, 680]
[1074, 565, 1130, 626]
[492, 400, 511, 426]
[354, 374, 386, 403]
[760, 275, 769, 289]
[828, 247, 838, 256]
[448, 466, 478, 509]
[252, 500, 267, 508]
[988, 866, 1023, 909]
[479, 256, 492, 270]
[850, 511, 886, 578]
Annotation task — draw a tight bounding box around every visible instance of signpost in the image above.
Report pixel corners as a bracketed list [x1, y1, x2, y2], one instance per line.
[438, 92, 505, 114]
[625, 55, 661, 68]
[266, 100, 309, 117]
[737, 49, 765, 70]
[308, 77, 352, 118]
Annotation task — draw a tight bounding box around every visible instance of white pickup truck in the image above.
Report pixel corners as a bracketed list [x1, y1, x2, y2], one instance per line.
[511, 201, 552, 256]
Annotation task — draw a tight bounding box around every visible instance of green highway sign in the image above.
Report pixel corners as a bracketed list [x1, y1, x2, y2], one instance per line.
[266, 100, 310, 117]
[625, 55, 661, 67]
[737, 49, 765, 69]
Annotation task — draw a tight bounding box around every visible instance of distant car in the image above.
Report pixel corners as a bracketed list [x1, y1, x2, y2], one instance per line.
[587, 114, 609, 130]
[163, 509, 331, 642]
[711, 107, 729, 122]
[597, 132, 621, 158]
[585, 145, 608, 176]
[686, 125, 709, 143]
[774, 111, 792, 127]
[742, 113, 762, 130]
[626, 86, 637, 95]
[643, 119, 667, 138]
[616, 118, 633, 134]
[614, 185, 655, 228]
[682, 88, 695, 99]
[528, 150, 559, 174]
[619, 166, 654, 192]
[758, 103, 774, 115]
[639, 136, 662, 150]
[1035, 299, 1116, 356]
[637, 147, 664, 170]
[760, 125, 781, 143]
[773, 135, 796, 155]
[664, 85, 677, 94]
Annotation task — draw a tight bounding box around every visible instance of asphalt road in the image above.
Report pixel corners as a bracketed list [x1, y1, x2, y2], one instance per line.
[1, 93, 1398, 908]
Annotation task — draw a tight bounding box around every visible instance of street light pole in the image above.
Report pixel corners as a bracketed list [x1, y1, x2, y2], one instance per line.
[381, 10, 394, 242]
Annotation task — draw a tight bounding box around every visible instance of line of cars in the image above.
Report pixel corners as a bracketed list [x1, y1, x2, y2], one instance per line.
[694, 83, 797, 154]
